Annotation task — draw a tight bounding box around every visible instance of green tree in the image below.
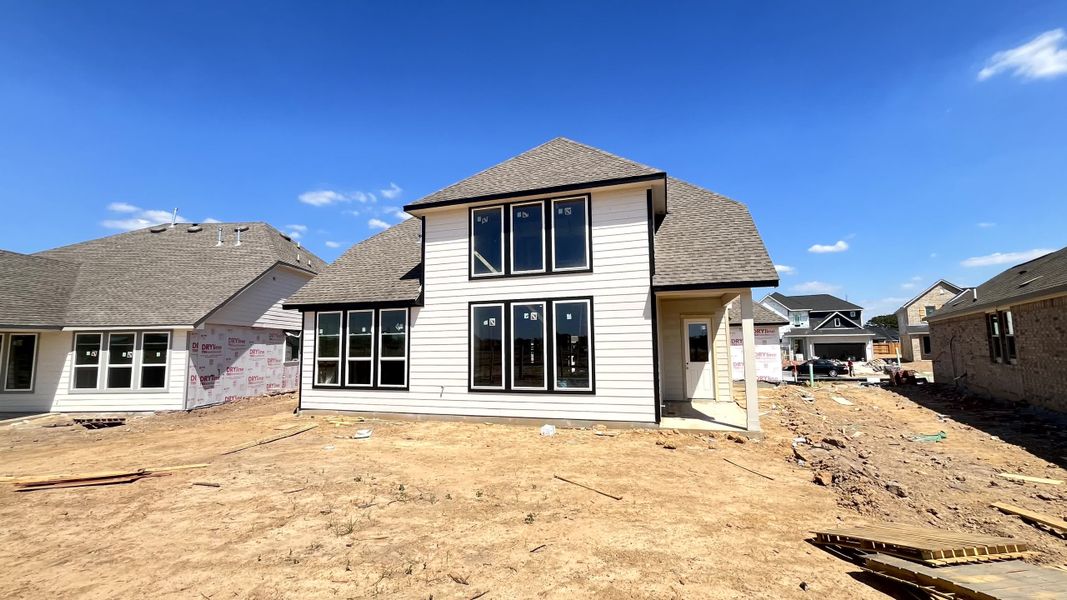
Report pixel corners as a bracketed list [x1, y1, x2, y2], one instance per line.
[866, 314, 898, 329]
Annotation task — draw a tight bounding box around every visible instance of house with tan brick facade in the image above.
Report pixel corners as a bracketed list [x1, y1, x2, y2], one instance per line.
[927, 247, 1067, 413]
[895, 279, 964, 361]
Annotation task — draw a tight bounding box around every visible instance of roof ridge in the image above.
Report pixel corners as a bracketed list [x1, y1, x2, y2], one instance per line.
[411, 139, 565, 206]
[557, 136, 663, 173]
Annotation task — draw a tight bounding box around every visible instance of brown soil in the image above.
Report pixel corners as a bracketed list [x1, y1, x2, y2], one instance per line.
[0, 384, 1063, 599]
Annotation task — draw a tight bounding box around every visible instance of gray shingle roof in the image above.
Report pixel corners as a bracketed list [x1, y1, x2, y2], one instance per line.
[653, 178, 778, 288]
[284, 217, 423, 307]
[0, 251, 81, 328]
[405, 137, 664, 209]
[929, 247, 1067, 320]
[767, 292, 863, 312]
[727, 301, 789, 326]
[17, 222, 326, 328]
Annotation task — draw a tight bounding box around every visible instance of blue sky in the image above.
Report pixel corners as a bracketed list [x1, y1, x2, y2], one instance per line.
[1, 1, 1065, 317]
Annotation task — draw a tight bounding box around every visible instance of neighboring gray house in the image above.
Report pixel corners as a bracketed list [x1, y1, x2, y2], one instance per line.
[0, 222, 325, 413]
[761, 292, 874, 361]
[895, 279, 964, 361]
[284, 137, 778, 432]
[928, 247, 1066, 413]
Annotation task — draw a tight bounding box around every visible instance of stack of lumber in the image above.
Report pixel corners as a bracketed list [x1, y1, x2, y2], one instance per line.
[813, 523, 1030, 566]
[3, 464, 207, 491]
[864, 552, 1067, 600]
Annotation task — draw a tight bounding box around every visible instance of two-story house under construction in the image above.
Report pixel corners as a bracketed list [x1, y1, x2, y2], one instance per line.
[284, 138, 778, 432]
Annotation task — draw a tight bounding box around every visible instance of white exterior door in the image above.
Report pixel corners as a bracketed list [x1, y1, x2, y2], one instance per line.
[684, 318, 714, 400]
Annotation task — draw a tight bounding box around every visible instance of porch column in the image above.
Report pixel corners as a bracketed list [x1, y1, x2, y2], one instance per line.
[740, 289, 760, 431]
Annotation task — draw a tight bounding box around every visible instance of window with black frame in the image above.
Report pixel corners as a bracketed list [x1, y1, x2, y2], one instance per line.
[346, 310, 373, 386]
[551, 197, 589, 271]
[316, 312, 342, 385]
[471, 206, 504, 276]
[511, 302, 547, 390]
[553, 300, 591, 390]
[5, 333, 37, 391]
[471, 304, 504, 389]
[511, 202, 545, 273]
[378, 309, 408, 387]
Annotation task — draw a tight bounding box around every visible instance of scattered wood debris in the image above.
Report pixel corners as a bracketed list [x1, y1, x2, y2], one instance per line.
[448, 573, 469, 585]
[864, 552, 1067, 599]
[992, 503, 1067, 538]
[553, 474, 622, 501]
[222, 424, 317, 455]
[997, 472, 1063, 486]
[723, 457, 774, 481]
[192, 481, 221, 488]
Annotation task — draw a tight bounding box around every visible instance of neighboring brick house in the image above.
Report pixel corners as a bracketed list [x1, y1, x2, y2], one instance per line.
[894, 279, 964, 361]
[927, 247, 1066, 413]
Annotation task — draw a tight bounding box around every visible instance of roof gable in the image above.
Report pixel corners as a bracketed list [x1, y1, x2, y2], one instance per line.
[813, 311, 862, 330]
[31, 222, 326, 327]
[0, 251, 80, 328]
[896, 279, 965, 312]
[931, 247, 1067, 320]
[767, 292, 862, 312]
[406, 137, 664, 209]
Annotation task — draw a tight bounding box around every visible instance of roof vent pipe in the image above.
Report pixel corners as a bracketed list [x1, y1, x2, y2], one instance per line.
[170, 208, 178, 228]
[234, 225, 249, 246]
[216, 225, 224, 246]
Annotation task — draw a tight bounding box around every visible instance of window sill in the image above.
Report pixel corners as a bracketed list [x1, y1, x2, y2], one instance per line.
[311, 384, 409, 391]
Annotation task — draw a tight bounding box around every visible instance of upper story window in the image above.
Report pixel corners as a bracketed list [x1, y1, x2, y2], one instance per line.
[551, 197, 590, 271]
[790, 311, 805, 326]
[833, 318, 841, 327]
[471, 206, 504, 276]
[470, 195, 591, 279]
[924, 305, 936, 318]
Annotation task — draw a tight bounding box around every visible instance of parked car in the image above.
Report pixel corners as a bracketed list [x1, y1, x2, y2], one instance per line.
[800, 358, 844, 377]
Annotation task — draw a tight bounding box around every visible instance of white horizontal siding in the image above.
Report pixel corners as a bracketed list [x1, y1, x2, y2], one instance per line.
[207, 264, 311, 330]
[302, 186, 657, 422]
[0, 330, 188, 413]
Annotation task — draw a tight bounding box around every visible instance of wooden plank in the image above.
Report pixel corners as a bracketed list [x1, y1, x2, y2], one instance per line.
[5, 463, 208, 486]
[813, 524, 1027, 566]
[997, 473, 1063, 486]
[221, 424, 317, 455]
[992, 503, 1067, 538]
[865, 553, 1067, 600]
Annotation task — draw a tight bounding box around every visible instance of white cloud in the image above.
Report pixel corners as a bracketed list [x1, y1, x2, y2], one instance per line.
[774, 264, 796, 275]
[351, 191, 376, 203]
[791, 281, 841, 294]
[901, 282, 917, 290]
[368, 218, 390, 230]
[101, 205, 186, 231]
[930, 252, 939, 258]
[379, 182, 402, 199]
[383, 206, 412, 221]
[107, 202, 140, 213]
[298, 190, 347, 207]
[202, 217, 221, 223]
[324, 241, 343, 249]
[862, 296, 911, 317]
[284, 224, 308, 239]
[979, 29, 1067, 81]
[342, 209, 360, 217]
[808, 240, 849, 254]
[977, 222, 996, 228]
[961, 248, 1054, 267]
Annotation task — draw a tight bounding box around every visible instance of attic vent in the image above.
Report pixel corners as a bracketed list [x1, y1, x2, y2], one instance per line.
[149, 226, 167, 233]
[187, 224, 203, 233]
[1018, 275, 1043, 288]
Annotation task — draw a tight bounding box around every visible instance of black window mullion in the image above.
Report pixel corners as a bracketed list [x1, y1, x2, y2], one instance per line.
[503, 301, 511, 390]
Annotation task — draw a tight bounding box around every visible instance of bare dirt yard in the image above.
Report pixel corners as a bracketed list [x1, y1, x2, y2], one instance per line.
[1, 383, 1064, 599]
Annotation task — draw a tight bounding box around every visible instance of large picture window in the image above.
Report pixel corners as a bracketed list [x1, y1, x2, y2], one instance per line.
[551, 197, 590, 271]
[316, 312, 342, 386]
[467, 298, 593, 393]
[553, 299, 592, 390]
[73, 333, 102, 389]
[106, 332, 135, 389]
[471, 206, 504, 277]
[512, 302, 547, 390]
[4, 333, 37, 391]
[510, 201, 545, 274]
[346, 310, 374, 387]
[378, 309, 408, 387]
[141, 332, 169, 389]
[471, 304, 505, 389]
